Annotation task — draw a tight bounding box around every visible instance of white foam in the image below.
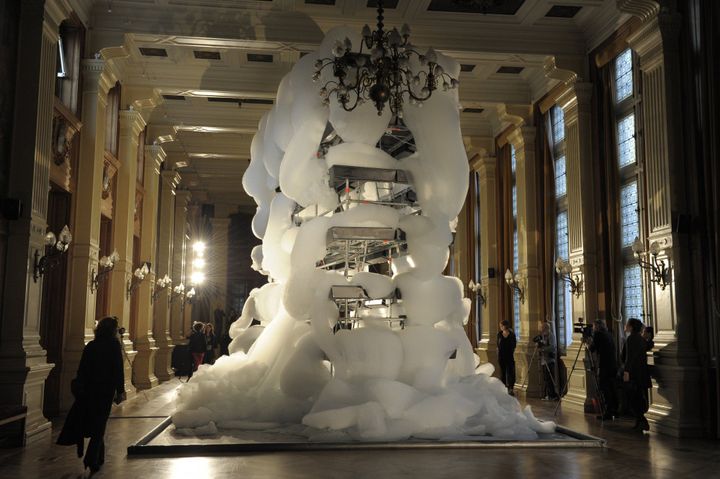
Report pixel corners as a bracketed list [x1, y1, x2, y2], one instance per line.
[171, 25, 556, 442]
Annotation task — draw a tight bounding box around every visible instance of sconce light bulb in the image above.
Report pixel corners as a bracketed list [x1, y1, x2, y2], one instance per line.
[505, 269, 513, 283]
[192, 241, 206, 255]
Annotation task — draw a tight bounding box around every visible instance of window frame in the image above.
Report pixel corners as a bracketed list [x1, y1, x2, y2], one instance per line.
[549, 105, 571, 352]
[612, 48, 647, 322]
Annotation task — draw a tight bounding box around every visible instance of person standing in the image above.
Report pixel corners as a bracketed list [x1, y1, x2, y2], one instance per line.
[203, 323, 218, 365]
[188, 322, 207, 371]
[621, 318, 651, 431]
[588, 319, 618, 419]
[539, 321, 558, 400]
[497, 320, 517, 396]
[57, 316, 126, 473]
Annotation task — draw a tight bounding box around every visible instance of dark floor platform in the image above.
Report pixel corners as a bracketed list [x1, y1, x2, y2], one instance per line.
[1, 379, 718, 478]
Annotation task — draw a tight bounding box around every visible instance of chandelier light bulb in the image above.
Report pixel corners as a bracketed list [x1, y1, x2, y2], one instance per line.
[313, 0, 458, 115]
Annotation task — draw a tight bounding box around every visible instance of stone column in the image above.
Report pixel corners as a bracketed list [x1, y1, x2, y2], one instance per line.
[626, 9, 705, 437]
[508, 126, 543, 397]
[474, 153, 501, 371]
[109, 110, 144, 395]
[209, 217, 231, 315]
[59, 59, 117, 410]
[557, 83, 599, 412]
[0, 0, 70, 442]
[131, 145, 164, 390]
[170, 190, 190, 343]
[153, 169, 180, 381]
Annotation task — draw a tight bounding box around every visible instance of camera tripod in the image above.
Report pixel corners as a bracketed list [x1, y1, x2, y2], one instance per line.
[520, 341, 560, 401]
[552, 336, 607, 418]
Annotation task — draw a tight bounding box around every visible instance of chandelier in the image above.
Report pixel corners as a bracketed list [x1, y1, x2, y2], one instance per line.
[313, 0, 459, 117]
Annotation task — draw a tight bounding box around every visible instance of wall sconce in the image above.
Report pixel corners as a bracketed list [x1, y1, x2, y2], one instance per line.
[151, 274, 172, 303]
[90, 249, 120, 293]
[126, 262, 151, 299]
[632, 237, 670, 290]
[33, 225, 72, 282]
[554, 258, 583, 297]
[467, 279, 487, 307]
[169, 283, 185, 304]
[504, 268, 525, 304]
[182, 287, 196, 311]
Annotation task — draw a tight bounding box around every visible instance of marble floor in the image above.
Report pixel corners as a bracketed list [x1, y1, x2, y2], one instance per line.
[1, 378, 718, 479]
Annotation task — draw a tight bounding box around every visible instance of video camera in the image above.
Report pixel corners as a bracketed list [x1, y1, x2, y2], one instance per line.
[532, 334, 545, 346]
[573, 318, 593, 340]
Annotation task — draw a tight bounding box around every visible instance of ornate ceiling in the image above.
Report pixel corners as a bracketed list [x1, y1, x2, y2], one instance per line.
[69, 0, 630, 208]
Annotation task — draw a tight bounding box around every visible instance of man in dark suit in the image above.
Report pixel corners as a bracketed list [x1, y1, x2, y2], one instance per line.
[497, 320, 517, 396]
[588, 319, 618, 419]
[621, 318, 651, 431]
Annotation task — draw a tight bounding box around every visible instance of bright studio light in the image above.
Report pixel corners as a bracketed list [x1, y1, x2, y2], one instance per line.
[190, 271, 206, 286]
[192, 241, 206, 256]
[192, 258, 206, 269]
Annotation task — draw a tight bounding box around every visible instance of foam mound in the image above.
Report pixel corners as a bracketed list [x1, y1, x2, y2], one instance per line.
[171, 25, 555, 441]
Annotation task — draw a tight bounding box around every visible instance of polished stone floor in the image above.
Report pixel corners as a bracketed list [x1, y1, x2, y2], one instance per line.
[1, 378, 718, 479]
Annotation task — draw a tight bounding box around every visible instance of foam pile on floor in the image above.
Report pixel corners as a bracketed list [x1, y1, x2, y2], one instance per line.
[171, 26, 555, 441]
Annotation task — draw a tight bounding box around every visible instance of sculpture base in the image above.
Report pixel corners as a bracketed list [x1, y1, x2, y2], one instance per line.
[127, 417, 605, 456]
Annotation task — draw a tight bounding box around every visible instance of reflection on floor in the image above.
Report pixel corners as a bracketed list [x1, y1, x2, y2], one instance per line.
[1, 378, 718, 478]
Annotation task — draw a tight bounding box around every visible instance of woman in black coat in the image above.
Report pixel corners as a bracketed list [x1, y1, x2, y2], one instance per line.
[57, 316, 125, 473]
[203, 323, 218, 365]
[497, 320, 517, 396]
[621, 318, 651, 431]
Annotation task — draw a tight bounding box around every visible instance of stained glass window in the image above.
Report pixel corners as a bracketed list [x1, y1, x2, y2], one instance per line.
[513, 229, 519, 272]
[620, 181, 640, 247]
[623, 264, 643, 320]
[615, 49, 633, 103]
[551, 106, 565, 143]
[556, 211, 569, 260]
[512, 185, 517, 218]
[617, 113, 636, 167]
[555, 155, 567, 198]
[511, 144, 517, 173]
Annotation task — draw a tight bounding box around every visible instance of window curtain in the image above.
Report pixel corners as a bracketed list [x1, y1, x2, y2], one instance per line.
[535, 105, 560, 352]
[496, 141, 514, 327]
[592, 61, 625, 349]
[463, 168, 478, 347]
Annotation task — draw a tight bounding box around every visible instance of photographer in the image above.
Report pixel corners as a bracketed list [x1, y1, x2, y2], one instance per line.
[536, 321, 558, 400]
[497, 320, 517, 396]
[621, 318, 651, 431]
[586, 319, 618, 420]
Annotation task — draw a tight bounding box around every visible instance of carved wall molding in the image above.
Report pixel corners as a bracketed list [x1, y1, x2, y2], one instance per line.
[616, 0, 660, 22]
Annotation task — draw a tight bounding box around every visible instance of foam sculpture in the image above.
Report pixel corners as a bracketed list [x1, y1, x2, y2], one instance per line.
[172, 27, 556, 441]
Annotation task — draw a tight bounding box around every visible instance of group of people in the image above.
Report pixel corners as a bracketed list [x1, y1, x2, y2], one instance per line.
[188, 321, 218, 370]
[588, 317, 654, 432]
[496, 317, 654, 432]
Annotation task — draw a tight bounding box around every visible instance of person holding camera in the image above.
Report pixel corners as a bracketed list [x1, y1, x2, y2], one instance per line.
[497, 320, 517, 396]
[621, 318, 651, 432]
[537, 321, 559, 400]
[587, 319, 618, 420]
[57, 316, 126, 473]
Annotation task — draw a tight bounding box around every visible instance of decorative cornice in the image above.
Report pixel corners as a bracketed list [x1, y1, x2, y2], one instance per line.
[543, 56, 578, 87]
[44, 0, 73, 29]
[145, 145, 167, 170]
[616, 0, 660, 23]
[161, 170, 182, 189]
[99, 45, 130, 88]
[119, 110, 146, 140]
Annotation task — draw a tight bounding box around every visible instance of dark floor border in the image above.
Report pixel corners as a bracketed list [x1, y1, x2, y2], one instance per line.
[127, 418, 606, 456]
